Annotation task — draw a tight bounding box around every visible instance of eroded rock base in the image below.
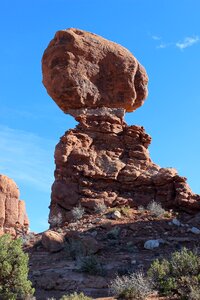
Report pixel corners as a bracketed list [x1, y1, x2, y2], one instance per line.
[49, 108, 200, 226]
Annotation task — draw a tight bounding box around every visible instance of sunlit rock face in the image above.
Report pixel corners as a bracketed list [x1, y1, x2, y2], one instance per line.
[42, 28, 148, 113]
[42, 28, 200, 227]
[0, 174, 29, 236]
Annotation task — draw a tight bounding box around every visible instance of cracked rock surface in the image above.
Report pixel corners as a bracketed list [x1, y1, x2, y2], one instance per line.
[49, 108, 200, 225]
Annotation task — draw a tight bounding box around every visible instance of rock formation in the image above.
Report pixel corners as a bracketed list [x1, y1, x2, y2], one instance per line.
[42, 28, 200, 226]
[0, 174, 29, 236]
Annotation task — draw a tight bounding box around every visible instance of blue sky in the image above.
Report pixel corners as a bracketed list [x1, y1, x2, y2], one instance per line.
[0, 0, 199, 232]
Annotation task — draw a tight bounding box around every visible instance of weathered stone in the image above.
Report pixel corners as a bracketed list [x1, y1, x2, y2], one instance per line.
[144, 239, 165, 250]
[42, 28, 148, 113]
[189, 227, 200, 234]
[144, 239, 160, 250]
[42, 28, 200, 226]
[111, 210, 122, 220]
[0, 174, 29, 235]
[42, 230, 65, 252]
[172, 218, 181, 227]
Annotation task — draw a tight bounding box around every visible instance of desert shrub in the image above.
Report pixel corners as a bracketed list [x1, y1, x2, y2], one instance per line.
[189, 285, 200, 300]
[66, 239, 85, 260]
[49, 212, 62, 227]
[78, 255, 104, 275]
[147, 201, 165, 217]
[72, 205, 85, 221]
[21, 232, 36, 247]
[138, 205, 145, 212]
[106, 226, 120, 239]
[0, 234, 34, 300]
[60, 292, 92, 300]
[121, 206, 131, 217]
[109, 271, 152, 300]
[147, 247, 200, 299]
[94, 203, 107, 214]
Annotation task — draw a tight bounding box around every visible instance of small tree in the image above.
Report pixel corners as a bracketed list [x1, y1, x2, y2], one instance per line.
[0, 234, 34, 300]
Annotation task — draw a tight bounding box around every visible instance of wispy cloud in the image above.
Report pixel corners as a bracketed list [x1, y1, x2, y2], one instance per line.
[0, 125, 55, 193]
[151, 34, 199, 50]
[152, 35, 161, 41]
[156, 43, 170, 49]
[176, 36, 199, 50]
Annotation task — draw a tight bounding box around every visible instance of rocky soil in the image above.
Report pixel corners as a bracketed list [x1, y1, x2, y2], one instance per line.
[33, 28, 200, 299]
[25, 207, 200, 299]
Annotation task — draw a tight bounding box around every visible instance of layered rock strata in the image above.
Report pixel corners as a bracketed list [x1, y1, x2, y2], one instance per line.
[42, 28, 200, 226]
[0, 174, 29, 235]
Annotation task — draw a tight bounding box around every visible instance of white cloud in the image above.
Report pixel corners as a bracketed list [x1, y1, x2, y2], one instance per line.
[157, 43, 168, 49]
[176, 36, 199, 50]
[0, 125, 55, 192]
[152, 35, 161, 41]
[152, 34, 199, 50]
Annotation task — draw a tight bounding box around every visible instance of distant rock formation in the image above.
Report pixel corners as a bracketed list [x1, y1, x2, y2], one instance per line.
[0, 174, 29, 236]
[42, 28, 200, 226]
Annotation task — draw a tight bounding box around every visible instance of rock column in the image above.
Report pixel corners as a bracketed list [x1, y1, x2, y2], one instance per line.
[42, 28, 200, 226]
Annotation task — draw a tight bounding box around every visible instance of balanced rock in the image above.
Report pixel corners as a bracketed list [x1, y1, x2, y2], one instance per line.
[0, 174, 29, 236]
[42, 28, 148, 113]
[42, 29, 200, 226]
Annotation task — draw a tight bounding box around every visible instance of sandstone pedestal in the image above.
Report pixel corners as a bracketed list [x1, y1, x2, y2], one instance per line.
[42, 28, 200, 227]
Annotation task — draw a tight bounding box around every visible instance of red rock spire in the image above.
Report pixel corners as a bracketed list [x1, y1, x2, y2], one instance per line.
[42, 28, 200, 227]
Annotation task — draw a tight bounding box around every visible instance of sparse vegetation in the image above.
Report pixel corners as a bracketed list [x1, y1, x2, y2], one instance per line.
[138, 205, 145, 212]
[78, 255, 104, 275]
[94, 202, 107, 214]
[147, 247, 200, 299]
[106, 226, 120, 239]
[72, 205, 85, 221]
[59, 292, 92, 300]
[47, 294, 92, 300]
[109, 248, 200, 300]
[120, 205, 131, 217]
[48, 212, 63, 227]
[109, 271, 152, 300]
[147, 200, 166, 217]
[66, 239, 85, 259]
[0, 234, 34, 300]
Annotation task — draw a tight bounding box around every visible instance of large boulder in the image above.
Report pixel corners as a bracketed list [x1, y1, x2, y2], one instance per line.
[42, 230, 64, 252]
[42, 28, 148, 113]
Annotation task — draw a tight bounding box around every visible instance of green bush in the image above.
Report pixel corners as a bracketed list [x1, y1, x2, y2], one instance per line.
[0, 234, 34, 300]
[60, 292, 92, 300]
[78, 255, 104, 275]
[120, 206, 131, 217]
[147, 247, 200, 299]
